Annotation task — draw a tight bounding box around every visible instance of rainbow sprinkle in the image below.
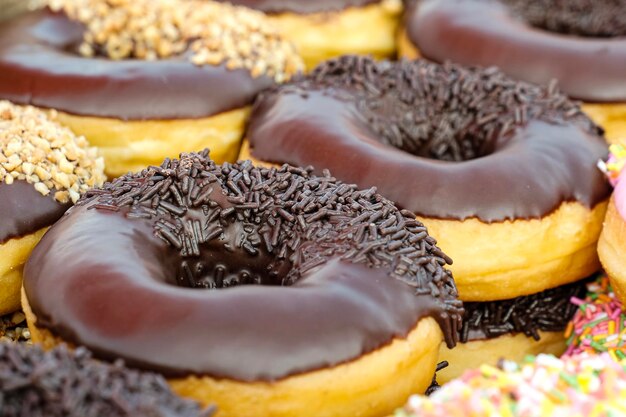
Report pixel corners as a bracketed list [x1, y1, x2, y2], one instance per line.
[564, 274, 626, 359]
[397, 354, 626, 417]
[598, 144, 626, 186]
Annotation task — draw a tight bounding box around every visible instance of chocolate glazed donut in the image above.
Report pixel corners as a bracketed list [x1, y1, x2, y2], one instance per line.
[402, 0, 626, 102]
[23, 150, 463, 417]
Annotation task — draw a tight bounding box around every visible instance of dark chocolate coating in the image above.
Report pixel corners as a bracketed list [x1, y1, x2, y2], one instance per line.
[24, 204, 445, 381]
[0, 180, 70, 244]
[247, 90, 610, 222]
[404, 0, 626, 102]
[216, 0, 380, 14]
[0, 11, 273, 120]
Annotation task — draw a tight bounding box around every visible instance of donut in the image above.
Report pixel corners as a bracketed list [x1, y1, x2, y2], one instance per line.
[398, 353, 626, 416]
[22, 150, 463, 417]
[399, 0, 626, 144]
[215, 0, 402, 69]
[0, 100, 105, 316]
[0, 342, 213, 417]
[241, 55, 611, 381]
[563, 273, 626, 360]
[0, 0, 302, 178]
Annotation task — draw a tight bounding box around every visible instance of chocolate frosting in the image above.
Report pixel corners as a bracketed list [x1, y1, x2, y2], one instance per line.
[247, 57, 611, 222]
[404, 0, 626, 102]
[216, 0, 381, 14]
[0, 11, 273, 120]
[0, 180, 70, 244]
[24, 152, 462, 381]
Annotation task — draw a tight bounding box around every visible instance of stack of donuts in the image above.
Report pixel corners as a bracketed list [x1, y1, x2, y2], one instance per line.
[0, 0, 625, 416]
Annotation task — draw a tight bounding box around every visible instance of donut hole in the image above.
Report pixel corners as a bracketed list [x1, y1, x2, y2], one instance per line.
[501, 0, 626, 38]
[161, 209, 294, 290]
[172, 247, 292, 290]
[315, 57, 556, 163]
[358, 82, 497, 162]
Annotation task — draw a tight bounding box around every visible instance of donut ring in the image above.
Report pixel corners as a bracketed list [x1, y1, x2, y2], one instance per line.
[243, 56, 610, 301]
[23, 150, 462, 417]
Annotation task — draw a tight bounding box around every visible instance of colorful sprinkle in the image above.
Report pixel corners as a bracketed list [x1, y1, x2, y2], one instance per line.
[598, 144, 626, 186]
[564, 274, 626, 358]
[398, 354, 626, 417]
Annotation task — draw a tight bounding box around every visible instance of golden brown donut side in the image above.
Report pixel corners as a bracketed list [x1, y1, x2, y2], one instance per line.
[55, 108, 250, 178]
[598, 197, 626, 304]
[421, 201, 607, 301]
[22, 288, 441, 417]
[267, 0, 403, 70]
[437, 330, 566, 383]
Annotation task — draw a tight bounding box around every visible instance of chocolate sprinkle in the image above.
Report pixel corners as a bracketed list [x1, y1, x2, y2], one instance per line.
[257, 55, 601, 162]
[0, 342, 213, 417]
[460, 278, 590, 343]
[425, 361, 448, 396]
[501, 0, 626, 38]
[78, 150, 463, 347]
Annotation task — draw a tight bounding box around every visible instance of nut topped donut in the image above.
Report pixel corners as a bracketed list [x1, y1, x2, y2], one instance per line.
[0, 100, 105, 316]
[400, 0, 626, 143]
[0, 0, 303, 177]
[22, 150, 462, 417]
[242, 55, 610, 381]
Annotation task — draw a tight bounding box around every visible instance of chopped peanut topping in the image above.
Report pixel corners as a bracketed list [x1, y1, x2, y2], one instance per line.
[47, 0, 303, 82]
[0, 101, 106, 203]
